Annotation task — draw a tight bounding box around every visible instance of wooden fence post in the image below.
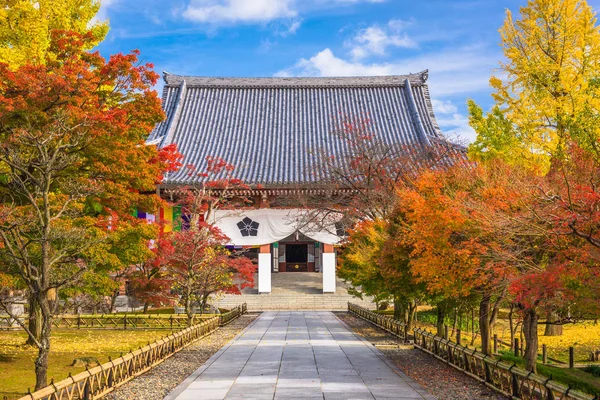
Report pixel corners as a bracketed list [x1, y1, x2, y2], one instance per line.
[542, 344, 547, 364]
[493, 334, 498, 354]
[444, 325, 449, 340]
[569, 346, 574, 369]
[514, 338, 519, 357]
[124, 313, 127, 330]
[456, 329, 461, 345]
[510, 366, 520, 397]
[83, 380, 91, 400]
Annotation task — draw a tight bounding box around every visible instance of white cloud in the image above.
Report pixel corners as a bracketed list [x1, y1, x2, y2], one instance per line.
[275, 46, 496, 143]
[331, 0, 385, 3]
[431, 99, 458, 114]
[274, 18, 303, 37]
[183, 0, 296, 23]
[286, 19, 302, 35]
[93, 0, 119, 23]
[276, 45, 496, 98]
[276, 48, 394, 77]
[436, 112, 476, 144]
[180, 0, 387, 25]
[349, 20, 416, 59]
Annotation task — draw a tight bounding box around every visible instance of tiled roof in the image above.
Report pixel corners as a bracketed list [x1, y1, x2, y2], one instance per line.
[148, 71, 450, 186]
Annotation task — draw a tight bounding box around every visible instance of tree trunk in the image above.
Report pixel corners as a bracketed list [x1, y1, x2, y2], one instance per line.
[143, 302, 149, 314]
[523, 308, 539, 372]
[26, 294, 43, 347]
[200, 295, 209, 315]
[110, 290, 119, 313]
[34, 342, 50, 390]
[470, 307, 476, 346]
[393, 296, 403, 321]
[34, 297, 53, 390]
[436, 302, 446, 337]
[451, 308, 458, 336]
[508, 304, 515, 350]
[479, 294, 492, 355]
[544, 311, 563, 336]
[185, 296, 193, 327]
[406, 299, 417, 331]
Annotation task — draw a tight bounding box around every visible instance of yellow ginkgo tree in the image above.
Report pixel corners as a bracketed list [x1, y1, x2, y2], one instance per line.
[469, 0, 600, 170]
[0, 0, 109, 66]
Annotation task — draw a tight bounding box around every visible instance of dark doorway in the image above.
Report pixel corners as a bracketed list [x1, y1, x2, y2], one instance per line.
[285, 244, 308, 272]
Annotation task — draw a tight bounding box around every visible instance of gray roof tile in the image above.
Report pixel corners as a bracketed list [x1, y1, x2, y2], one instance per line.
[148, 71, 447, 186]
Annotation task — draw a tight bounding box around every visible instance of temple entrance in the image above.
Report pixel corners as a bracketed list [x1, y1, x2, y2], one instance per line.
[285, 244, 308, 272]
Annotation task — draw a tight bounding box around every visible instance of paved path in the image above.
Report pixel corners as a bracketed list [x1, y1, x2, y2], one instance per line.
[165, 312, 435, 400]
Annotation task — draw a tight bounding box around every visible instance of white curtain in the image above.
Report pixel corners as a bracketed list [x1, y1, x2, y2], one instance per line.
[208, 209, 342, 246]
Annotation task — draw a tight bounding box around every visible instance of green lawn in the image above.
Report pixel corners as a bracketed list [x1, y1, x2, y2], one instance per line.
[0, 329, 170, 400]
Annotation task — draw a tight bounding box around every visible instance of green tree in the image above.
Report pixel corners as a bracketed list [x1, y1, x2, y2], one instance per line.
[338, 219, 391, 311]
[0, 0, 108, 66]
[469, 0, 600, 169]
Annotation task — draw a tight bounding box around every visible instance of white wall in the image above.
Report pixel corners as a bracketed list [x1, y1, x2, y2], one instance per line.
[322, 252, 336, 293]
[258, 253, 272, 293]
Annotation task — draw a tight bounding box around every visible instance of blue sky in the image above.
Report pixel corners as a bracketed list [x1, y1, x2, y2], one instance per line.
[96, 0, 600, 144]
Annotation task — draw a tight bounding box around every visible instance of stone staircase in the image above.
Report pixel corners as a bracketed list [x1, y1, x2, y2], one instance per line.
[210, 273, 374, 311]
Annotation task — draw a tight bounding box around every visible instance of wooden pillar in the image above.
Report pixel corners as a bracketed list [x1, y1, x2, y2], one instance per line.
[258, 244, 271, 294]
[322, 244, 336, 293]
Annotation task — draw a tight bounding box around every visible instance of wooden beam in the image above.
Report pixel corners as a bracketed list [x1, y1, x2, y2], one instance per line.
[323, 244, 334, 253]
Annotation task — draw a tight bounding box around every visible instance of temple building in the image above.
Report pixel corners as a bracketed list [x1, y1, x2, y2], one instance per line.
[146, 71, 448, 296]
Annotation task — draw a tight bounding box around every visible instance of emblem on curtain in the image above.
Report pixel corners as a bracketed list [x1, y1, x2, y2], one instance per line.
[237, 217, 259, 237]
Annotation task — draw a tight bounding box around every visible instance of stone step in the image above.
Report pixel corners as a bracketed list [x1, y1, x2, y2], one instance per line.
[212, 294, 374, 311]
[217, 272, 375, 311]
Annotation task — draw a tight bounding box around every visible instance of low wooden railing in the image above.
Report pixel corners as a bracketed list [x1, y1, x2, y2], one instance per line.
[347, 302, 409, 340]
[219, 303, 246, 326]
[16, 303, 247, 400]
[1, 312, 234, 331]
[413, 328, 593, 400]
[348, 303, 593, 400]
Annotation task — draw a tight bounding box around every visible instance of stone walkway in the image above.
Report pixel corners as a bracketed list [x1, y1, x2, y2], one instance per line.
[165, 311, 435, 400]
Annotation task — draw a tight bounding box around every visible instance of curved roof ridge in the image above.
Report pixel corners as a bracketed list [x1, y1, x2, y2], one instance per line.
[162, 71, 429, 88]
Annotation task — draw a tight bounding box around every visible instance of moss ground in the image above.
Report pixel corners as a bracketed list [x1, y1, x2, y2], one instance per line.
[0, 329, 169, 400]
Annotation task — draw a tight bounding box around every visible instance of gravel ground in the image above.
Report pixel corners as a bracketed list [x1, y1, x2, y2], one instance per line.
[106, 313, 259, 400]
[336, 312, 508, 400]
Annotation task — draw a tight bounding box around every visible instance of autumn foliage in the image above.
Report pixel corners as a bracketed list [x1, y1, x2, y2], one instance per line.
[0, 30, 176, 389]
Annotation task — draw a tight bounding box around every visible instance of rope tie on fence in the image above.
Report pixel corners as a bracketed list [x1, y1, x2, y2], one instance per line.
[564, 384, 572, 396]
[542, 376, 552, 386]
[526, 370, 533, 379]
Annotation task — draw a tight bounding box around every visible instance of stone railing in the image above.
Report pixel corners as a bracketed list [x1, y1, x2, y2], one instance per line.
[348, 303, 593, 400]
[17, 304, 247, 400]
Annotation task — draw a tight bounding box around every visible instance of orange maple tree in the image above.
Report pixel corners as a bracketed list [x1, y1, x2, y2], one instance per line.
[398, 160, 528, 355]
[0, 30, 178, 389]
